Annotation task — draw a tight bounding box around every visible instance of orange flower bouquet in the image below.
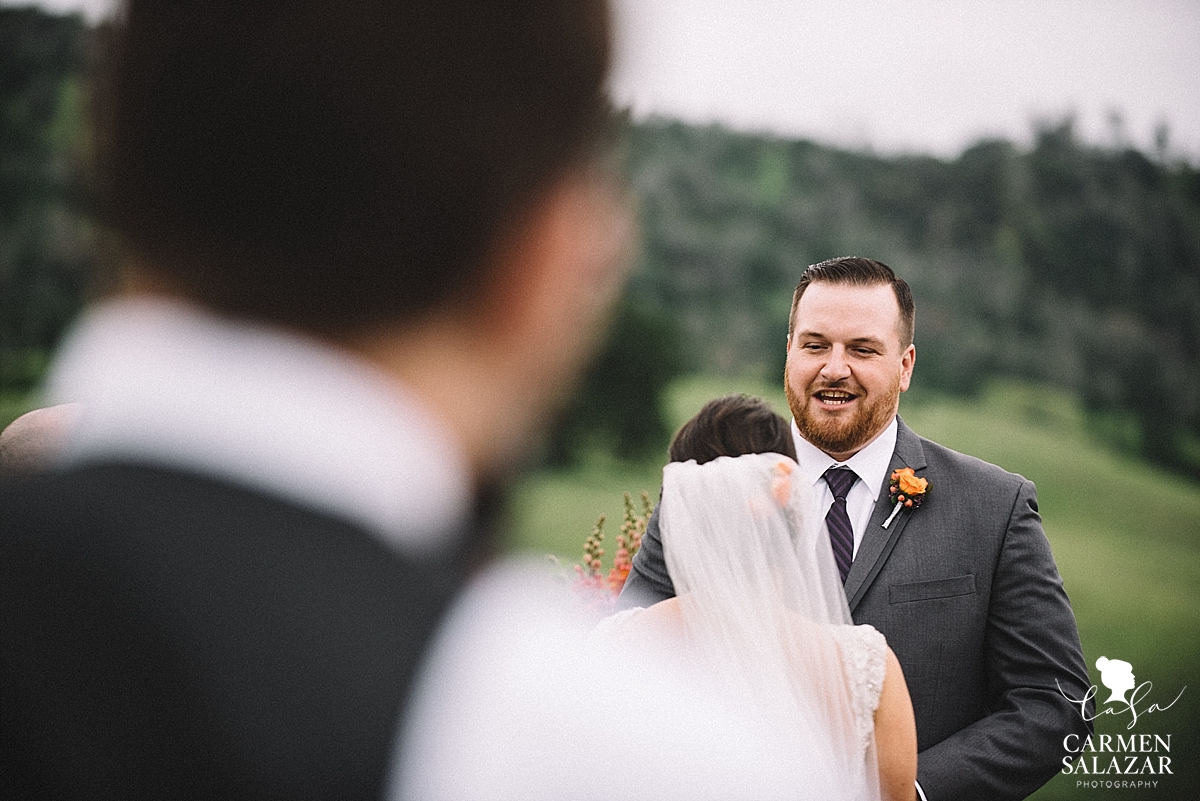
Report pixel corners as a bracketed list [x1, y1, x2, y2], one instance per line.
[568, 491, 653, 612]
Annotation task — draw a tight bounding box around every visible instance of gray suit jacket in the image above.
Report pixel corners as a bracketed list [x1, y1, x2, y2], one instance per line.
[620, 417, 1093, 801]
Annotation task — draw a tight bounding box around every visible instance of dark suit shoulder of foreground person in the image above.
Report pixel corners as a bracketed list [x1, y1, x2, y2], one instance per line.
[623, 417, 1093, 801]
[0, 463, 463, 799]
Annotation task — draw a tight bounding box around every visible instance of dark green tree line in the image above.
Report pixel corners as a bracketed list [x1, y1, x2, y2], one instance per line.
[1, 7, 94, 391]
[4, 8, 1199, 474]
[623, 119, 1200, 475]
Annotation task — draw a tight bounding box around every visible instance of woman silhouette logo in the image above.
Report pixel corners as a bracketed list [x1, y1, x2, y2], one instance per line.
[1095, 656, 1136, 705]
[1059, 655, 1184, 730]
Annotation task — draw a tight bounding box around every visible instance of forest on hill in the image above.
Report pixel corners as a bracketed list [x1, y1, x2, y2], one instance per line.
[3, 7, 1199, 477]
[548, 117, 1200, 477]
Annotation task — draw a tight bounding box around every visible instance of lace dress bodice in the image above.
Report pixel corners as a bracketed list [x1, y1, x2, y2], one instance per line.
[827, 623, 888, 756]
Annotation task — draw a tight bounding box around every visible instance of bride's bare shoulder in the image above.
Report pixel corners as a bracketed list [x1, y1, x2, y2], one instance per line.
[640, 597, 683, 627]
[593, 598, 684, 649]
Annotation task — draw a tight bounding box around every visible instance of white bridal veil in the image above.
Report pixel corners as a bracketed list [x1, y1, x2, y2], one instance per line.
[661, 453, 882, 801]
[393, 452, 881, 801]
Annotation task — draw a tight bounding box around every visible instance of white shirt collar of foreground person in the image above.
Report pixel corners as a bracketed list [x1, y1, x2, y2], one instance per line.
[45, 295, 472, 555]
[792, 416, 899, 556]
[390, 559, 852, 801]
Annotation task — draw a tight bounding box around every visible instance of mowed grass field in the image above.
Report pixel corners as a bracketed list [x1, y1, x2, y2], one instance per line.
[508, 376, 1200, 801]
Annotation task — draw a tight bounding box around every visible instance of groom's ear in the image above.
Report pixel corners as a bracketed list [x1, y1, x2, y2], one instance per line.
[899, 344, 916, 392]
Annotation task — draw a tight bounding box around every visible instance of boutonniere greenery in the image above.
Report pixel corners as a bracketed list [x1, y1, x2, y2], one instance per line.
[882, 467, 930, 529]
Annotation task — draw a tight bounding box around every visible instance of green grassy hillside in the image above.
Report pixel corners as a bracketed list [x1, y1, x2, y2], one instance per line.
[505, 374, 791, 563]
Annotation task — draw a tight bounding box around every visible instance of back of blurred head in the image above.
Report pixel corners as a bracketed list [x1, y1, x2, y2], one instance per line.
[91, 0, 627, 474]
[95, 0, 611, 332]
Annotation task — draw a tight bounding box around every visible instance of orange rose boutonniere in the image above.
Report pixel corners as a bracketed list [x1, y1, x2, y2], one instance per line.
[883, 467, 930, 529]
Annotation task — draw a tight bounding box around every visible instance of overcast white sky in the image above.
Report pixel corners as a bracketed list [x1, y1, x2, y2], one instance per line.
[15, 0, 1200, 160]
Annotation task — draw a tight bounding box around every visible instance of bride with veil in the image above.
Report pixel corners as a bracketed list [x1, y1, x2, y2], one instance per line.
[597, 403, 916, 801]
[395, 398, 914, 801]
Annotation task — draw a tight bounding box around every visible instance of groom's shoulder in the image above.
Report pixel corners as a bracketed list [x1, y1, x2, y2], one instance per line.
[906, 425, 1032, 496]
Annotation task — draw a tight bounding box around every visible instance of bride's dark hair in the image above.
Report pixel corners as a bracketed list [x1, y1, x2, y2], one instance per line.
[668, 394, 796, 465]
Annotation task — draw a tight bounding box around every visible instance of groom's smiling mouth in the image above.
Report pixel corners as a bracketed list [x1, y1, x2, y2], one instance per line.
[812, 388, 858, 408]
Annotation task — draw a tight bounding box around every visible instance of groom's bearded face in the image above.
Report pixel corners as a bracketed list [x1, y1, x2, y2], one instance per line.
[786, 363, 901, 458]
[785, 282, 914, 461]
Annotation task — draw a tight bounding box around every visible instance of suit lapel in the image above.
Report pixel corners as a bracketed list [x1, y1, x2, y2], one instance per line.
[844, 417, 927, 612]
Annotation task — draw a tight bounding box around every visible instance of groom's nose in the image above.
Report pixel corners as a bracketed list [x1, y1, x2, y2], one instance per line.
[819, 346, 852, 381]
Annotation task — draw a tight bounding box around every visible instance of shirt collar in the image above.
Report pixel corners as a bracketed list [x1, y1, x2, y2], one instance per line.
[46, 296, 473, 556]
[791, 416, 899, 499]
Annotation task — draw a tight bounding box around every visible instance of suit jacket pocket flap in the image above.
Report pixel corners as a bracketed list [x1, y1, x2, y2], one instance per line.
[889, 574, 976, 603]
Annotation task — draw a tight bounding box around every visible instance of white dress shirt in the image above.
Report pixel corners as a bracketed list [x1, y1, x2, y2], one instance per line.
[45, 296, 473, 556]
[791, 416, 899, 558]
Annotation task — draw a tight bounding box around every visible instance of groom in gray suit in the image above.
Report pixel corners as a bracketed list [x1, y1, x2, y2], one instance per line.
[621, 257, 1093, 801]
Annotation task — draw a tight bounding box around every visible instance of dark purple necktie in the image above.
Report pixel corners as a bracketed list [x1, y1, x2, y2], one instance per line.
[823, 466, 858, 583]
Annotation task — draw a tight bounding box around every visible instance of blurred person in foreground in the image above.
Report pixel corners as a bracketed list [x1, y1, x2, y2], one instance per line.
[621, 257, 1094, 801]
[0, 1, 632, 797]
[0, 4, 881, 800]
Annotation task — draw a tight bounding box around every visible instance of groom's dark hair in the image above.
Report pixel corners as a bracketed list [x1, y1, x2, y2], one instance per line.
[788, 257, 915, 347]
[669, 395, 796, 465]
[90, 0, 612, 336]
